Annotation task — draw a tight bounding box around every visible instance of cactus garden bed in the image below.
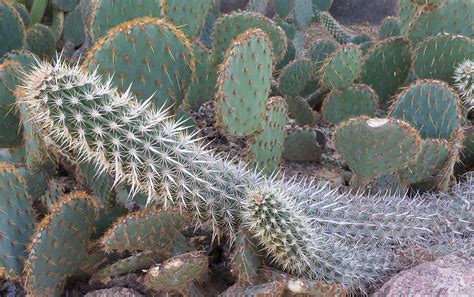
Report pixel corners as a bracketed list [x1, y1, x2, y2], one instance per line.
[0, 0, 473, 296]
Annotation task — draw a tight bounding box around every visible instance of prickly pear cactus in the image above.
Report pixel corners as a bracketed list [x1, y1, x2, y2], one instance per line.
[1, 50, 38, 72]
[379, 16, 401, 39]
[408, 0, 474, 44]
[24, 193, 97, 296]
[0, 1, 25, 56]
[83, 18, 195, 110]
[334, 117, 422, 184]
[322, 84, 379, 125]
[285, 96, 317, 126]
[294, 0, 313, 30]
[230, 227, 263, 285]
[398, 0, 419, 35]
[215, 29, 273, 137]
[161, 0, 213, 38]
[313, 0, 333, 12]
[359, 37, 411, 110]
[275, 0, 293, 18]
[52, 0, 78, 12]
[0, 62, 23, 148]
[100, 210, 188, 254]
[282, 129, 322, 162]
[89, 0, 162, 40]
[413, 34, 474, 84]
[0, 163, 35, 280]
[246, 97, 288, 174]
[389, 80, 464, 140]
[309, 39, 337, 78]
[320, 44, 362, 90]
[63, 4, 85, 47]
[278, 58, 314, 97]
[24, 23, 57, 58]
[211, 11, 287, 66]
[143, 252, 209, 293]
[12, 2, 29, 27]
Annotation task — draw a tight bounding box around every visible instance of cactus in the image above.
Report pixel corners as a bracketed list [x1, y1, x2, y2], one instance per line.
[454, 59, 474, 110]
[334, 117, 422, 184]
[322, 84, 379, 125]
[12, 3, 29, 27]
[1, 50, 38, 72]
[199, 1, 219, 49]
[100, 210, 189, 254]
[29, 0, 48, 25]
[413, 34, 474, 84]
[230, 227, 263, 285]
[399, 138, 450, 186]
[319, 44, 361, 90]
[278, 58, 314, 97]
[0, 163, 36, 280]
[245, 96, 288, 174]
[314, 11, 352, 44]
[309, 39, 337, 78]
[408, 1, 474, 44]
[282, 129, 322, 162]
[0, 1, 25, 56]
[89, 0, 162, 40]
[388, 80, 464, 140]
[215, 29, 273, 137]
[247, 0, 270, 14]
[24, 24, 57, 58]
[0, 62, 23, 148]
[143, 252, 209, 294]
[63, 4, 85, 47]
[359, 37, 411, 110]
[379, 16, 401, 39]
[90, 251, 164, 283]
[161, 0, 212, 38]
[312, 0, 333, 12]
[184, 42, 217, 110]
[275, 0, 293, 18]
[285, 96, 318, 126]
[398, 0, 418, 35]
[24, 192, 97, 296]
[83, 17, 195, 111]
[38, 178, 67, 210]
[52, 0, 78, 12]
[211, 11, 287, 66]
[294, 0, 313, 30]
[51, 8, 64, 43]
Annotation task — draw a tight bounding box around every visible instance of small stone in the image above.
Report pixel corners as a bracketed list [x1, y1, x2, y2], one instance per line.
[85, 287, 144, 297]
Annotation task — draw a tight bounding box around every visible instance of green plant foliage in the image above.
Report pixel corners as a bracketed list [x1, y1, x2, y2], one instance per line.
[52, 0, 78, 12]
[24, 24, 57, 58]
[63, 4, 85, 47]
[230, 227, 263, 285]
[282, 129, 322, 161]
[0, 62, 23, 148]
[320, 44, 361, 89]
[294, 0, 313, 30]
[0, 1, 25, 56]
[278, 58, 314, 97]
[379, 16, 401, 39]
[275, 0, 293, 18]
[161, 0, 212, 38]
[285, 96, 317, 126]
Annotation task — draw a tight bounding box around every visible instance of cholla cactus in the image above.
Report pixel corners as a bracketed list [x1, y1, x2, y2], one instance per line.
[454, 59, 474, 109]
[18, 58, 473, 292]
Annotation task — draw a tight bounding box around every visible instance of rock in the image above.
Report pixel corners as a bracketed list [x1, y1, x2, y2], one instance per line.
[374, 255, 474, 297]
[85, 287, 144, 297]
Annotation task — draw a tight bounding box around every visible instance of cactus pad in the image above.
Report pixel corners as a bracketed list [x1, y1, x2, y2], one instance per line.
[231, 228, 263, 285]
[24, 193, 97, 296]
[309, 39, 337, 80]
[322, 84, 379, 125]
[0, 164, 35, 280]
[24, 24, 57, 58]
[398, 0, 418, 35]
[294, 0, 313, 30]
[90, 0, 162, 40]
[0, 1, 25, 56]
[389, 80, 463, 140]
[282, 129, 322, 162]
[379, 16, 401, 39]
[0, 62, 23, 148]
[215, 29, 273, 137]
[312, 0, 333, 11]
[359, 37, 411, 109]
[413, 34, 474, 84]
[278, 58, 314, 97]
[84, 18, 195, 110]
[285, 96, 317, 126]
[246, 96, 288, 174]
[320, 44, 362, 90]
[1, 50, 38, 72]
[63, 4, 85, 47]
[211, 11, 287, 65]
[334, 117, 422, 183]
[275, 0, 293, 18]
[161, 0, 212, 38]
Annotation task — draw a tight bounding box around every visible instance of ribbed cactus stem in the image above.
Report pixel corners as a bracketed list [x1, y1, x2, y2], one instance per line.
[454, 59, 474, 110]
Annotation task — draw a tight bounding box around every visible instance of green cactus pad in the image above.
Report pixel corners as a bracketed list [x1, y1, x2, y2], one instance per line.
[1, 50, 38, 72]
[84, 18, 195, 110]
[39, 178, 66, 211]
[0, 62, 23, 148]
[276, 40, 296, 71]
[24, 193, 97, 296]
[230, 227, 263, 285]
[334, 117, 422, 184]
[100, 209, 186, 254]
[313, 0, 333, 11]
[91, 251, 164, 283]
[246, 97, 288, 174]
[52, 0, 78, 12]
[388, 80, 463, 140]
[282, 129, 322, 162]
[359, 37, 411, 109]
[379, 16, 401, 39]
[399, 139, 450, 185]
[143, 252, 208, 292]
[322, 84, 379, 125]
[184, 42, 217, 109]
[24, 24, 57, 58]
[408, 1, 474, 44]
[398, 0, 418, 35]
[0, 1, 25, 56]
[285, 96, 317, 126]
[278, 58, 314, 97]
[211, 11, 287, 66]
[215, 29, 273, 137]
[247, 0, 270, 14]
[413, 34, 474, 84]
[63, 4, 85, 47]
[12, 3, 29, 27]
[0, 164, 35, 280]
[320, 44, 362, 90]
[309, 39, 337, 77]
[90, 0, 162, 40]
[161, 0, 212, 38]
[275, 19, 296, 41]
[294, 0, 313, 30]
[275, 0, 293, 18]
